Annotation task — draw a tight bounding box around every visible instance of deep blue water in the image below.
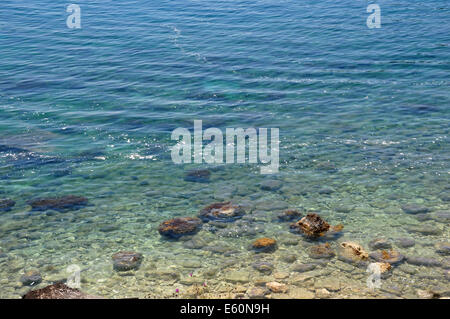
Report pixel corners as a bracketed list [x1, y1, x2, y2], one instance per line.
[0, 1, 449, 298]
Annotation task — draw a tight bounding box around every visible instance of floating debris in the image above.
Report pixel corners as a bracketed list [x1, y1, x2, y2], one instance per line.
[158, 217, 202, 238]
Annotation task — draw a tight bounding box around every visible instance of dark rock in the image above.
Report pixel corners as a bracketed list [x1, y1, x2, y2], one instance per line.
[439, 192, 450, 202]
[277, 209, 303, 222]
[184, 169, 211, 183]
[260, 180, 282, 191]
[401, 204, 430, 215]
[308, 243, 335, 259]
[22, 283, 103, 299]
[0, 198, 15, 212]
[252, 261, 274, 274]
[20, 270, 42, 286]
[415, 213, 432, 221]
[369, 238, 392, 250]
[435, 242, 450, 256]
[406, 256, 442, 267]
[158, 217, 202, 238]
[290, 213, 330, 238]
[395, 238, 415, 248]
[112, 251, 143, 271]
[369, 250, 404, 265]
[251, 238, 277, 253]
[28, 195, 88, 211]
[199, 202, 245, 222]
[431, 210, 450, 223]
[318, 187, 335, 195]
[407, 225, 442, 236]
[292, 263, 317, 273]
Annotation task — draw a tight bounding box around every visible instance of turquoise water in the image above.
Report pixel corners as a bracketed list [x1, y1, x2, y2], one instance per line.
[0, 0, 449, 298]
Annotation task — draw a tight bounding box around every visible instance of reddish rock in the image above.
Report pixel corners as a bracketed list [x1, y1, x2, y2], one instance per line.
[112, 251, 143, 271]
[22, 283, 103, 299]
[158, 217, 202, 238]
[251, 238, 277, 253]
[28, 195, 88, 211]
[290, 213, 330, 238]
[199, 202, 245, 222]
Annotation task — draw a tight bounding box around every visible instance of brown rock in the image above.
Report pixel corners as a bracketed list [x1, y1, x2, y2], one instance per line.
[266, 281, 288, 293]
[199, 202, 245, 222]
[22, 283, 103, 299]
[28, 195, 88, 211]
[309, 243, 335, 259]
[290, 213, 330, 238]
[339, 242, 369, 261]
[252, 238, 277, 253]
[158, 217, 202, 238]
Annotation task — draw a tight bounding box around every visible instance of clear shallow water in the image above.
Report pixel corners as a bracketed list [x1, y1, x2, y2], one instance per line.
[0, 0, 449, 298]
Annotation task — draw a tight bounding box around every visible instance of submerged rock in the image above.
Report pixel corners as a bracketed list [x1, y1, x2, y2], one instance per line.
[406, 256, 442, 267]
[0, 198, 15, 212]
[290, 213, 330, 238]
[112, 251, 143, 271]
[369, 238, 392, 250]
[20, 270, 42, 286]
[22, 283, 103, 299]
[435, 242, 450, 256]
[251, 238, 277, 253]
[247, 286, 268, 299]
[158, 217, 202, 238]
[199, 202, 245, 223]
[431, 210, 450, 223]
[395, 237, 415, 248]
[292, 263, 317, 273]
[369, 250, 404, 265]
[260, 180, 282, 191]
[252, 261, 274, 274]
[401, 204, 430, 215]
[266, 281, 288, 293]
[337, 242, 369, 265]
[278, 209, 303, 222]
[309, 243, 335, 259]
[407, 224, 442, 236]
[184, 169, 211, 183]
[28, 195, 88, 211]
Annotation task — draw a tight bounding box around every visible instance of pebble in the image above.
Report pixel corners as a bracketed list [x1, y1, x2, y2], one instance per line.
[247, 287, 268, 299]
[406, 256, 442, 267]
[112, 251, 143, 271]
[289, 287, 315, 299]
[401, 204, 430, 215]
[252, 262, 274, 275]
[435, 242, 450, 256]
[224, 271, 250, 283]
[20, 270, 42, 286]
[266, 281, 288, 293]
[260, 180, 282, 191]
[369, 238, 392, 250]
[280, 253, 297, 263]
[293, 263, 317, 273]
[395, 237, 415, 248]
[309, 243, 335, 259]
[407, 224, 442, 236]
